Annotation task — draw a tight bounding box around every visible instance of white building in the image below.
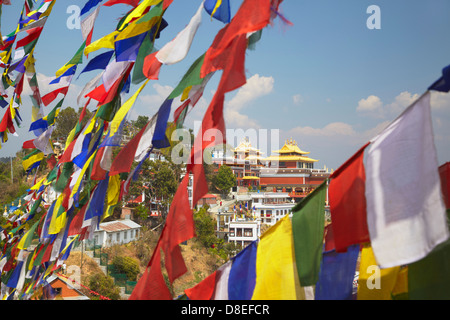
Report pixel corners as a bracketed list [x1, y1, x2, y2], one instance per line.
[92, 219, 142, 247]
[228, 218, 261, 248]
[250, 192, 295, 226]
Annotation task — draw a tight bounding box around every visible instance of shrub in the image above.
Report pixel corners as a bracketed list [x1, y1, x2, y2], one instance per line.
[111, 256, 140, 281]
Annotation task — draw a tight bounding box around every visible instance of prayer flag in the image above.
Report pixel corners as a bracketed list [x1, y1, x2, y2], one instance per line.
[22, 149, 44, 172]
[103, 0, 140, 6]
[78, 50, 113, 77]
[155, 1, 203, 65]
[185, 271, 217, 300]
[17, 220, 39, 250]
[357, 244, 400, 300]
[251, 216, 301, 300]
[428, 64, 450, 92]
[291, 182, 327, 287]
[204, 0, 230, 23]
[439, 162, 450, 209]
[211, 261, 232, 300]
[365, 92, 449, 268]
[109, 113, 156, 175]
[315, 245, 360, 300]
[328, 143, 370, 252]
[408, 237, 450, 299]
[228, 241, 257, 300]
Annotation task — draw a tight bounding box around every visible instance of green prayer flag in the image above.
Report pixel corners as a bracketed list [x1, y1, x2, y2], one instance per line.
[291, 181, 327, 286]
[54, 162, 74, 193]
[46, 99, 64, 126]
[168, 53, 205, 100]
[132, 32, 155, 85]
[66, 41, 86, 66]
[408, 219, 450, 300]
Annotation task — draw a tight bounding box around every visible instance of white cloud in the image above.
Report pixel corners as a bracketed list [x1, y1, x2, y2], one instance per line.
[385, 91, 419, 114]
[225, 74, 274, 128]
[356, 95, 384, 117]
[293, 94, 303, 105]
[289, 122, 357, 137]
[356, 91, 420, 119]
[431, 90, 450, 111]
[139, 83, 174, 109]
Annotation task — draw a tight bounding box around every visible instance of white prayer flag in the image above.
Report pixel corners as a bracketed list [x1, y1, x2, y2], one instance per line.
[365, 91, 449, 268]
[156, 1, 204, 65]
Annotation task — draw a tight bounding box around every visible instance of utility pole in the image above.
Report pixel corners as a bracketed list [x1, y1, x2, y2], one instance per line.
[10, 156, 13, 182]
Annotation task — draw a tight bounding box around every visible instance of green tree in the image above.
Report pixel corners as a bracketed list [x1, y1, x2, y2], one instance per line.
[131, 115, 149, 130]
[212, 165, 236, 196]
[88, 273, 122, 300]
[193, 206, 217, 248]
[52, 106, 93, 141]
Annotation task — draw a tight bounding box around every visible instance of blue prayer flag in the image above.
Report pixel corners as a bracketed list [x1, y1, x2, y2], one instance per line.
[152, 99, 173, 149]
[204, 0, 231, 23]
[315, 244, 360, 300]
[78, 50, 114, 77]
[228, 241, 257, 299]
[428, 64, 450, 93]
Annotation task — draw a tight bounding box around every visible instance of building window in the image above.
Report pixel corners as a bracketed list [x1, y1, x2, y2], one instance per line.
[236, 228, 243, 237]
[244, 229, 253, 237]
[230, 228, 235, 237]
[124, 231, 128, 240]
[116, 233, 120, 242]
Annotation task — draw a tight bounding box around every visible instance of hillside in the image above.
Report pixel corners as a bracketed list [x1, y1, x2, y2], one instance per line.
[65, 228, 225, 299]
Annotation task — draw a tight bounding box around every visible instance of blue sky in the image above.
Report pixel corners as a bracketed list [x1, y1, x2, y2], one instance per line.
[2, 0, 450, 171]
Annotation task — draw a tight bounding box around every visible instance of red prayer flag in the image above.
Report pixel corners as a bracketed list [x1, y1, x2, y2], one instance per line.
[41, 86, 69, 106]
[0, 108, 15, 134]
[91, 147, 108, 180]
[329, 142, 370, 252]
[143, 51, 162, 80]
[103, 0, 140, 6]
[16, 27, 43, 48]
[160, 175, 195, 282]
[46, 154, 57, 171]
[109, 121, 148, 176]
[200, 0, 272, 78]
[22, 139, 36, 149]
[68, 202, 88, 236]
[185, 271, 217, 300]
[129, 241, 172, 300]
[439, 162, 450, 209]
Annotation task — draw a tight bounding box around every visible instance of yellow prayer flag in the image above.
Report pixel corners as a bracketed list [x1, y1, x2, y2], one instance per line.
[118, 0, 163, 31]
[181, 86, 192, 101]
[84, 30, 119, 56]
[22, 152, 44, 171]
[70, 151, 97, 199]
[48, 194, 66, 235]
[110, 79, 149, 135]
[357, 244, 400, 300]
[251, 216, 303, 300]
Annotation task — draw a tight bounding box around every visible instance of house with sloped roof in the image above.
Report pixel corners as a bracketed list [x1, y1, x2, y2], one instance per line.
[92, 219, 142, 248]
[46, 274, 90, 300]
